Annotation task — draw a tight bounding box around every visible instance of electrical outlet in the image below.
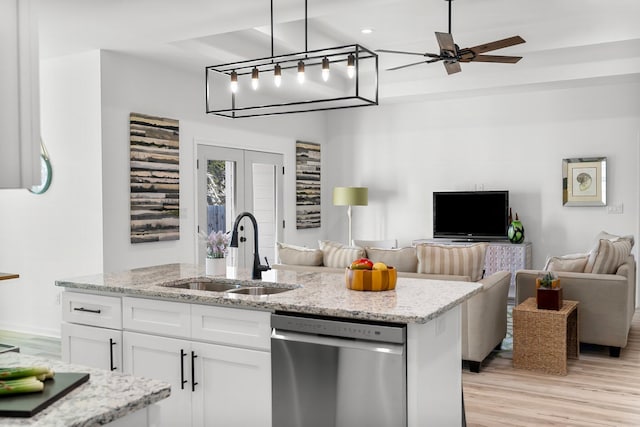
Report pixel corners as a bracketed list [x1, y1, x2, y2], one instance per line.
[55, 293, 61, 305]
[607, 203, 624, 214]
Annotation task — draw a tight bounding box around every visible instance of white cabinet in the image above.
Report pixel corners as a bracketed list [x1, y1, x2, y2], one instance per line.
[0, 0, 40, 189]
[61, 292, 123, 371]
[191, 341, 270, 427]
[123, 331, 193, 427]
[63, 291, 272, 427]
[61, 323, 122, 372]
[121, 297, 271, 427]
[123, 331, 271, 427]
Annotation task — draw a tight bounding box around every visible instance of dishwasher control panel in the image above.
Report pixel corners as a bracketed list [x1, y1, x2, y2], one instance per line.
[271, 313, 406, 344]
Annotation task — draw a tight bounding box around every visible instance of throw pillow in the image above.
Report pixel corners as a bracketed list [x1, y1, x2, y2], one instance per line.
[318, 240, 366, 268]
[416, 243, 488, 282]
[276, 242, 323, 266]
[365, 247, 418, 272]
[588, 239, 633, 274]
[584, 231, 635, 273]
[543, 253, 589, 272]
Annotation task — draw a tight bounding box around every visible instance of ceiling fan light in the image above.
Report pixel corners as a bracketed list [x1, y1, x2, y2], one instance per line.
[321, 57, 330, 82]
[251, 67, 259, 90]
[230, 70, 238, 93]
[274, 64, 282, 87]
[347, 54, 355, 78]
[297, 60, 305, 84]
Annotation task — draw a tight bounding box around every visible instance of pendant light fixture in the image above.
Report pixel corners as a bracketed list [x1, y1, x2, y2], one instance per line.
[205, 0, 378, 118]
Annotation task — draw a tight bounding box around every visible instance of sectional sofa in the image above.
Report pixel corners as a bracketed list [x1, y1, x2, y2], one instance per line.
[274, 241, 511, 372]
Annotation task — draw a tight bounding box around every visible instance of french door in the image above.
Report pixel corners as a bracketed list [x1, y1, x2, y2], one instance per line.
[197, 145, 283, 270]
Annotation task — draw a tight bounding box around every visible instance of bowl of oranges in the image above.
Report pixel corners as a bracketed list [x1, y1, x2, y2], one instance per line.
[345, 258, 397, 291]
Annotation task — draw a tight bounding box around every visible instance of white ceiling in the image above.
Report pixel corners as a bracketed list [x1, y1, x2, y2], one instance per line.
[37, 0, 640, 102]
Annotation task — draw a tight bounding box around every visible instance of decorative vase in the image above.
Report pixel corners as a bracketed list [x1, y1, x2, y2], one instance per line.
[536, 278, 562, 310]
[507, 213, 525, 244]
[205, 257, 226, 276]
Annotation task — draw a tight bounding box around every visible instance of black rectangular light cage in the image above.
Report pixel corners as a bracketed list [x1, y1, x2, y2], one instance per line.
[206, 44, 378, 118]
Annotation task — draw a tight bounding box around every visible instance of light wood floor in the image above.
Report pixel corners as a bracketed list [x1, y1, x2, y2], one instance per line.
[463, 309, 640, 426]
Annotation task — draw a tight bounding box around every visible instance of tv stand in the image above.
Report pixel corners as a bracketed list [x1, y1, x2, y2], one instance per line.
[412, 239, 532, 299]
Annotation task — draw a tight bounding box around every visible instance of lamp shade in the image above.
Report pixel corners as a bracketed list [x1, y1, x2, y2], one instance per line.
[333, 187, 368, 206]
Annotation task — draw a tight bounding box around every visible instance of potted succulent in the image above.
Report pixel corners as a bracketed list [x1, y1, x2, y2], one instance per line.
[535, 271, 562, 310]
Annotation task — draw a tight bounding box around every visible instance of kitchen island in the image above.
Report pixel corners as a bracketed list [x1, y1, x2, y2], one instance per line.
[0, 352, 170, 426]
[56, 263, 482, 426]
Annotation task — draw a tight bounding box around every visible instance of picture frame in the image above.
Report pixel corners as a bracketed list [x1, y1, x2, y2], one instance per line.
[562, 157, 606, 206]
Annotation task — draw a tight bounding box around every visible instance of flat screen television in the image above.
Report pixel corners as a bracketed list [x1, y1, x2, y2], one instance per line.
[433, 191, 509, 241]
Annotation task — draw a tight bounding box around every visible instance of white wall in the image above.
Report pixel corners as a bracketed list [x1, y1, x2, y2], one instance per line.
[99, 51, 328, 272]
[0, 51, 104, 335]
[325, 76, 640, 273]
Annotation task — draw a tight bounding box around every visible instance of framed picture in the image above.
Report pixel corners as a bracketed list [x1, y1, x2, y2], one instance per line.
[562, 157, 606, 206]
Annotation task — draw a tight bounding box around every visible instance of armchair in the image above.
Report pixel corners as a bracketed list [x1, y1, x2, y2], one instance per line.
[515, 255, 636, 357]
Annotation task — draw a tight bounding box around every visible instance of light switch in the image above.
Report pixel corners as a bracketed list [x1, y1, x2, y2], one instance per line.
[607, 203, 624, 214]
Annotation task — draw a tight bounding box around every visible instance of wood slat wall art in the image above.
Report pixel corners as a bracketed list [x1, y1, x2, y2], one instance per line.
[296, 141, 321, 229]
[129, 113, 180, 243]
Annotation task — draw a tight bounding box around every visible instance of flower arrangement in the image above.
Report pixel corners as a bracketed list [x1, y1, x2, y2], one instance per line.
[201, 230, 230, 259]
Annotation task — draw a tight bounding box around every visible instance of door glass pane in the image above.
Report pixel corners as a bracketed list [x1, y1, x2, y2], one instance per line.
[206, 160, 236, 265]
[252, 163, 276, 265]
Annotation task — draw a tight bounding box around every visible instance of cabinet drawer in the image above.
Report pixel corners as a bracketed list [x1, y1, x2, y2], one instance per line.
[62, 292, 122, 329]
[192, 304, 271, 351]
[123, 297, 191, 338]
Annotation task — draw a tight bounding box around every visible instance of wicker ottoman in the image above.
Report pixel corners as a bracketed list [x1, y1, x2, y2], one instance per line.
[513, 298, 579, 375]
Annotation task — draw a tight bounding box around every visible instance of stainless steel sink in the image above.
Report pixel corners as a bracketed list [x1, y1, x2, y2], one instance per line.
[225, 286, 293, 296]
[161, 280, 299, 296]
[164, 281, 242, 292]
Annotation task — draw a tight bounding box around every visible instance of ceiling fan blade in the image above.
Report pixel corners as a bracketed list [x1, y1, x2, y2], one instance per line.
[466, 36, 525, 54]
[377, 49, 428, 57]
[443, 61, 461, 75]
[386, 60, 433, 71]
[435, 32, 457, 55]
[377, 49, 441, 59]
[460, 54, 522, 64]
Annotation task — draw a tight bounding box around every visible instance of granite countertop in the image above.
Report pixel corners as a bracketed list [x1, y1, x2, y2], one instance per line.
[0, 353, 170, 426]
[56, 263, 482, 324]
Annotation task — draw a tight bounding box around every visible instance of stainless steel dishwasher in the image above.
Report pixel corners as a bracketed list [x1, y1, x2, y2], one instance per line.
[271, 312, 407, 427]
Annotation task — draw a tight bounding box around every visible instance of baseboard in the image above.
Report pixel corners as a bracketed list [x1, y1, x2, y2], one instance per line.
[0, 322, 61, 339]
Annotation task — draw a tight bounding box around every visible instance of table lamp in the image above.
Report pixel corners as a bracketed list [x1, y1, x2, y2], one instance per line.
[333, 187, 368, 245]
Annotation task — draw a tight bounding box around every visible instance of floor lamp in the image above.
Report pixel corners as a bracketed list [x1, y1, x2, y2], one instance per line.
[333, 187, 368, 245]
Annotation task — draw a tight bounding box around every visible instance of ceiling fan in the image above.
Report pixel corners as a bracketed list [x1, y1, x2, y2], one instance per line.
[377, 0, 525, 75]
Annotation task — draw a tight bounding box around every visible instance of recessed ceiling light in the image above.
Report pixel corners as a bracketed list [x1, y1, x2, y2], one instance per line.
[361, 28, 374, 34]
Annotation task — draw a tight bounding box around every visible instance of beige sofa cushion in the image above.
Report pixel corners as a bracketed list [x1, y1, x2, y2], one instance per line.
[584, 231, 634, 273]
[543, 253, 589, 272]
[276, 242, 323, 266]
[416, 243, 487, 282]
[588, 238, 634, 274]
[365, 247, 417, 272]
[318, 240, 365, 268]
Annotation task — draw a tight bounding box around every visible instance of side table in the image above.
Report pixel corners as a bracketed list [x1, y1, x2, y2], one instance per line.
[513, 297, 579, 375]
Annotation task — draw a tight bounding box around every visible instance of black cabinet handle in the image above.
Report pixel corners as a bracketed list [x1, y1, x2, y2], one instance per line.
[180, 349, 187, 389]
[73, 307, 101, 314]
[191, 351, 198, 392]
[109, 338, 117, 371]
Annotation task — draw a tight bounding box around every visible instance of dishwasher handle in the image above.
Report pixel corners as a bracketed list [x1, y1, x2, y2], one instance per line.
[271, 329, 404, 355]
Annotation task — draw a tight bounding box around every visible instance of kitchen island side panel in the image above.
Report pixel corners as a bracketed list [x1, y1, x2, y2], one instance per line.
[407, 305, 462, 426]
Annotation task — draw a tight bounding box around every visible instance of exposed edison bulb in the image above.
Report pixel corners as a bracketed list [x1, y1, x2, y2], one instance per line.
[347, 54, 355, 79]
[297, 60, 305, 84]
[321, 57, 330, 82]
[230, 70, 238, 93]
[274, 64, 282, 87]
[251, 67, 259, 90]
